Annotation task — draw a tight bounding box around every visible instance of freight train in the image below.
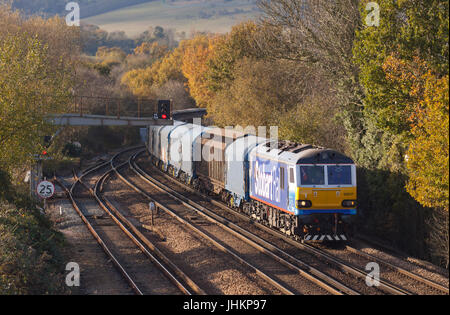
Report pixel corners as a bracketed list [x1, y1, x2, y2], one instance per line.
[144, 121, 357, 241]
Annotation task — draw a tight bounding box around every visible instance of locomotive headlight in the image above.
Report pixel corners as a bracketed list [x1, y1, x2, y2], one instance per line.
[296, 200, 312, 208]
[342, 200, 357, 207]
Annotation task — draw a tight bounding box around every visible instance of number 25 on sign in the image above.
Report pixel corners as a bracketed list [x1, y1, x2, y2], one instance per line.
[37, 180, 55, 199]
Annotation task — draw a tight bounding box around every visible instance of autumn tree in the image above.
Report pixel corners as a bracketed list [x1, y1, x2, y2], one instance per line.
[406, 74, 449, 212]
[120, 66, 159, 98]
[354, 0, 448, 137]
[121, 42, 184, 98]
[121, 37, 198, 107]
[181, 34, 217, 109]
[352, 0, 449, 262]
[0, 5, 79, 174]
[206, 22, 262, 93]
[153, 40, 188, 86]
[134, 42, 164, 56]
[354, 0, 448, 199]
[382, 53, 449, 207]
[406, 73, 449, 267]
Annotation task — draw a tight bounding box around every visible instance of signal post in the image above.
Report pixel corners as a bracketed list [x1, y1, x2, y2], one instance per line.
[30, 151, 53, 200]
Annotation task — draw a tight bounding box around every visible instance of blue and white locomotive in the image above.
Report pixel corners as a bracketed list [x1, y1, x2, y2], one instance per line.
[146, 121, 357, 241]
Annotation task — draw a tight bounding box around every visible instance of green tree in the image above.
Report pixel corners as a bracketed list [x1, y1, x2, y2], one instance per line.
[0, 5, 77, 174]
[354, 0, 449, 137]
[206, 21, 261, 93]
[0, 33, 72, 172]
[352, 0, 449, 264]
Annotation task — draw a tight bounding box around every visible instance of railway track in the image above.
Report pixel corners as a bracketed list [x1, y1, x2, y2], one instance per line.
[114, 150, 366, 295]
[55, 148, 204, 295]
[55, 176, 143, 295]
[53, 147, 448, 295]
[110, 155, 305, 294]
[132, 150, 449, 295]
[342, 245, 449, 294]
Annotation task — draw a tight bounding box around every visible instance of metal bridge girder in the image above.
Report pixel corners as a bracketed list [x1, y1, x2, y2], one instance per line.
[47, 114, 174, 127]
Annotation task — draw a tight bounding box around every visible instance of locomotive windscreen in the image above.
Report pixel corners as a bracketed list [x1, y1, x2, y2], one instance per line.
[327, 165, 352, 185]
[300, 166, 325, 185]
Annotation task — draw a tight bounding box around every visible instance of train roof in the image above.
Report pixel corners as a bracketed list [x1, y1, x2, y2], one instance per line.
[201, 126, 247, 139]
[253, 140, 354, 164]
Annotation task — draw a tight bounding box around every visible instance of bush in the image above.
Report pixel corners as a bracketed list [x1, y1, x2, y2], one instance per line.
[0, 171, 68, 295]
[0, 200, 68, 294]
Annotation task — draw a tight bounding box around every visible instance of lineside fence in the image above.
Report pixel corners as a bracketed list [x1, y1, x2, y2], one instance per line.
[69, 95, 159, 118]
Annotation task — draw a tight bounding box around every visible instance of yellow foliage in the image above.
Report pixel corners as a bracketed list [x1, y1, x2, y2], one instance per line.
[382, 55, 429, 126]
[154, 45, 185, 86]
[406, 74, 449, 211]
[181, 34, 218, 109]
[121, 65, 159, 98]
[121, 33, 218, 109]
[133, 42, 168, 60]
[0, 5, 79, 172]
[383, 55, 449, 211]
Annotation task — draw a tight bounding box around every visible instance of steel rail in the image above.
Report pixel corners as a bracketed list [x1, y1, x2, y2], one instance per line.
[101, 156, 206, 295]
[92, 172, 194, 295]
[70, 146, 144, 195]
[130, 151, 358, 295]
[112, 154, 297, 295]
[133, 151, 415, 295]
[73, 149, 203, 295]
[53, 177, 144, 295]
[344, 245, 449, 294]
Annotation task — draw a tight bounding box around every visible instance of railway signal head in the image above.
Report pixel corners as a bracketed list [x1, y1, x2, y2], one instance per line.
[157, 100, 171, 120]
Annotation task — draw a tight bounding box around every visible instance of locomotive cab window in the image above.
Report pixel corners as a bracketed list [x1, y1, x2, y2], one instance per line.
[300, 166, 325, 185]
[327, 165, 352, 185]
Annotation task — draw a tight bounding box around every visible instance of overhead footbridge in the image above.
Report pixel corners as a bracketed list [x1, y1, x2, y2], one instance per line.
[48, 113, 172, 126]
[46, 96, 207, 126]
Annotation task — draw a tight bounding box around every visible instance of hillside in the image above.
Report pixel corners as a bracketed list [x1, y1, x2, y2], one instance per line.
[12, 0, 156, 18]
[83, 0, 260, 36]
[11, 0, 260, 36]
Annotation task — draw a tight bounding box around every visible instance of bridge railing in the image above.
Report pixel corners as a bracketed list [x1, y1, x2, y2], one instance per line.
[69, 95, 159, 118]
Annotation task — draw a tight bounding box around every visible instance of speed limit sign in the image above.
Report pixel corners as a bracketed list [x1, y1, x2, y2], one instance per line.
[37, 180, 55, 199]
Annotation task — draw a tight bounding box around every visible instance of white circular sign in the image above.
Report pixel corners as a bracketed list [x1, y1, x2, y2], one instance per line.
[37, 181, 55, 199]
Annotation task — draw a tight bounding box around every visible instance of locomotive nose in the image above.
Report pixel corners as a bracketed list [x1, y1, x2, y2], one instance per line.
[296, 187, 357, 210]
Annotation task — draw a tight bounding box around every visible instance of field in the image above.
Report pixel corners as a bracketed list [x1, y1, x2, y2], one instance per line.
[83, 0, 261, 36]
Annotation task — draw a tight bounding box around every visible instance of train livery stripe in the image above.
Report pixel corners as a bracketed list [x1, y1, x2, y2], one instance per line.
[248, 198, 357, 216]
[250, 196, 295, 215]
[297, 209, 357, 215]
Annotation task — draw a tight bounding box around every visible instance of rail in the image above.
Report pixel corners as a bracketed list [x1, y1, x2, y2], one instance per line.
[56, 147, 204, 295]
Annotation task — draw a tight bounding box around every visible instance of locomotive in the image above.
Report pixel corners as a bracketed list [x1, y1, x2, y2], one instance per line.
[145, 121, 357, 241]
